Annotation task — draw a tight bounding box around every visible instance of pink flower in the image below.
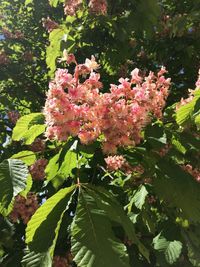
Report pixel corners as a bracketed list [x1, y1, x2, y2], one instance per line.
[131, 68, 142, 84]
[42, 17, 59, 33]
[105, 155, 125, 171]
[59, 50, 76, 65]
[88, 0, 108, 15]
[53, 255, 69, 267]
[8, 111, 20, 124]
[29, 159, 48, 181]
[44, 56, 170, 154]
[181, 164, 200, 183]
[9, 193, 39, 224]
[55, 69, 73, 88]
[64, 0, 82, 16]
[0, 51, 10, 65]
[30, 138, 45, 152]
[84, 55, 100, 71]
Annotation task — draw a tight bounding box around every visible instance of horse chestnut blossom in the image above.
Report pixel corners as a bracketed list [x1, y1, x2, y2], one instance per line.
[29, 158, 48, 181]
[9, 193, 39, 224]
[44, 54, 170, 154]
[88, 0, 108, 15]
[53, 251, 73, 267]
[105, 155, 126, 171]
[0, 51, 10, 65]
[53, 256, 68, 267]
[157, 144, 171, 157]
[2, 28, 24, 39]
[7, 110, 20, 124]
[29, 138, 45, 152]
[64, 0, 82, 16]
[181, 164, 200, 183]
[42, 17, 59, 33]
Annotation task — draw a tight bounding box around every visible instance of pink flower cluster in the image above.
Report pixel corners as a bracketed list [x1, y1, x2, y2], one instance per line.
[53, 256, 69, 267]
[105, 155, 126, 171]
[88, 0, 108, 15]
[2, 28, 24, 39]
[29, 159, 48, 181]
[44, 55, 170, 154]
[63, 0, 82, 16]
[30, 138, 45, 152]
[9, 193, 39, 224]
[53, 252, 73, 267]
[181, 164, 200, 183]
[42, 17, 59, 33]
[7, 110, 20, 124]
[63, 0, 107, 16]
[23, 51, 33, 62]
[157, 144, 171, 157]
[0, 51, 10, 65]
[104, 155, 147, 177]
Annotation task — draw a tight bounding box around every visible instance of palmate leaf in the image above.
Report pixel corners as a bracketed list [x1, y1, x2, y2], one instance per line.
[49, 0, 59, 7]
[87, 185, 149, 261]
[129, 185, 148, 210]
[46, 141, 77, 188]
[154, 160, 200, 223]
[12, 113, 43, 141]
[71, 186, 130, 267]
[182, 226, 200, 267]
[11, 151, 36, 166]
[57, 150, 77, 178]
[194, 113, 200, 129]
[0, 159, 29, 214]
[46, 28, 66, 75]
[21, 248, 52, 267]
[153, 233, 182, 264]
[26, 186, 76, 253]
[22, 125, 46, 145]
[45, 152, 60, 181]
[20, 175, 33, 198]
[176, 90, 200, 125]
[176, 100, 195, 125]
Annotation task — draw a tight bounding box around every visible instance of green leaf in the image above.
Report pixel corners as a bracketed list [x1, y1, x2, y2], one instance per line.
[153, 233, 182, 264]
[45, 141, 77, 188]
[145, 123, 167, 148]
[46, 28, 66, 75]
[195, 113, 200, 129]
[86, 185, 150, 261]
[0, 159, 29, 213]
[45, 152, 60, 181]
[176, 100, 195, 125]
[171, 136, 186, 154]
[131, 185, 148, 210]
[176, 92, 200, 126]
[20, 175, 33, 197]
[23, 125, 46, 145]
[182, 226, 200, 267]
[71, 186, 130, 267]
[11, 151, 36, 166]
[12, 113, 44, 141]
[57, 150, 77, 177]
[24, 0, 33, 6]
[21, 248, 52, 267]
[26, 186, 76, 253]
[49, 0, 59, 7]
[154, 160, 200, 223]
